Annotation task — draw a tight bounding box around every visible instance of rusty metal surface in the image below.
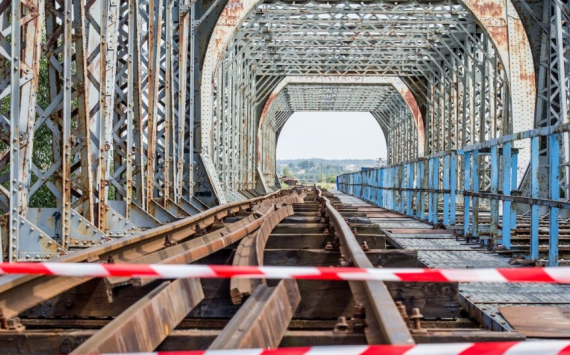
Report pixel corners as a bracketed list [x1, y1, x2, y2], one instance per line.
[317, 188, 414, 345]
[131, 204, 276, 287]
[0, 192, 281, 322]
[231, 205, 295, 304]
[499, 306, 570, 338]
[209, 279, 301, 350]
[71, 278, 204, 353]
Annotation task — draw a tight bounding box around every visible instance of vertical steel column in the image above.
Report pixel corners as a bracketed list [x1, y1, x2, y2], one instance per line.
[549, 134, 560, 266]
[406, 163, 413, 216]
[415, 161, 422, 219]
[62, 0, 73, 248]
[145, 0, 163, 209]
[450, 153, 457, 225]
[464, 151, 471, 237]
[97, 0, 121, 228]
[502, 142, 512, 248]
[530, 136, 540, 260]
[472, 150, 480, 238]
[73, 0, 94, 221]
[8, 0, 23, 261]
[490, 146, 499, 244]
[127, 0, 144, 213]
[443, 155, 450, 225]
[510, 151, 518, 230]
[420, 160, 427, 220]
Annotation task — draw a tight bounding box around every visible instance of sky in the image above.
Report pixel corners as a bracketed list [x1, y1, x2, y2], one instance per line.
[276, 112, 387, 160]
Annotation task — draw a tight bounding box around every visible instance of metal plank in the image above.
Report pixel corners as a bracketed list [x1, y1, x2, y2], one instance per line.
[71, 278, 204, 353]
[231, 205, 295, 304]
[209, 280, 301, 349]
[499, 306, 570, 338]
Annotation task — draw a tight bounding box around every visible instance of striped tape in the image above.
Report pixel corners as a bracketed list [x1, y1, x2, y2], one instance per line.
[0, 263, 569, 283]
[83, 342, 570, 355]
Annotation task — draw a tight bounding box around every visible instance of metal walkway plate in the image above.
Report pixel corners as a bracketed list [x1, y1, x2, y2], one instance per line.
[388, 233, 456, 239]
[418, 251, 512, 269]
[373, 222, 433, 229]
[393, 238, 482, 251]
[331, 191, 570, 337]
[499, 306, 570, 338]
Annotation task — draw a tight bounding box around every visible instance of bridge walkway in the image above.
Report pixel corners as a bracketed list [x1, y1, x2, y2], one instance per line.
[329, 190, 570, 338]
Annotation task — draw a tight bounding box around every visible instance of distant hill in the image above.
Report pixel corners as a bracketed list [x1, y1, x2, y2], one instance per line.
[277, 158, 382, 184]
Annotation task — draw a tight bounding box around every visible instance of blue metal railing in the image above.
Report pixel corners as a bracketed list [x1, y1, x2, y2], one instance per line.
[338, 123, 570, 266]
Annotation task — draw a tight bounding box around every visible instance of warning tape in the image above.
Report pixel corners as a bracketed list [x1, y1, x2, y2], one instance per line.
[0, 263, 569, 283]
[85, 342, 570, 355]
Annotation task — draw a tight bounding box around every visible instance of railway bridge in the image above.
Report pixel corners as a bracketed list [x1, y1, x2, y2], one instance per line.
[0, 0, 570, 354]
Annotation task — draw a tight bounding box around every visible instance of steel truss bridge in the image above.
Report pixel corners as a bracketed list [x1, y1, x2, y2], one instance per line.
[0, 0, 569, 266]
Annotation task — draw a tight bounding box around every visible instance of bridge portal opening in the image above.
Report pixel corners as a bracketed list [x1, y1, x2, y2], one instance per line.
[276, 112, 387, 186]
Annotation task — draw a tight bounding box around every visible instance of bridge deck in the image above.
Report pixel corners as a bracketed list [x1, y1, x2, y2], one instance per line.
[330, 190, 570, 337]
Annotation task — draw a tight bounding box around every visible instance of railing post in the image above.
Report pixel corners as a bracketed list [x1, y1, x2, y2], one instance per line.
[415, 161, 421, 219]
[428, 158, 434, 223]
[431, 157, 440, 224]
[443, 154, 450, 225]
[406, 163, 413, 216]
[531, 136, 539, 261]
[502, 142, 512, 249]
[378, 168, 384, 207]
[510, 151, 518, 230]
[420, 160, 427, 220]
[490, 145, 499, 245]
[450, 152, 457, 225]
[463, 151, 471, 237]
[549, 134, 560, 266]
[472, 150, 479, 238]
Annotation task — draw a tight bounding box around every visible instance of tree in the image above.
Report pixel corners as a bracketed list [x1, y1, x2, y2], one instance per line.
[282, 167, 294, 178]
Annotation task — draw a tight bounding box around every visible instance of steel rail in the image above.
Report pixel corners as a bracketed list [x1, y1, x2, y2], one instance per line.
[230, 204, 296, 304]
[209, 279, 301, 350]
[0, 190, 283, 323]
[315, 186, 414, 345]
[105, 212, 265, 289]
[257, 191, 306, 207]
[131, 204, 277, 287]
[71, 278, 204, 354]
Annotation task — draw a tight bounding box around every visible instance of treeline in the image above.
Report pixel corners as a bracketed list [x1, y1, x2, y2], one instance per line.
[278, 158, 379, 184]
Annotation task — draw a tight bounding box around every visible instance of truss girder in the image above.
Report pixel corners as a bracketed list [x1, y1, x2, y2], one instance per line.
[0, 0, 553, 262]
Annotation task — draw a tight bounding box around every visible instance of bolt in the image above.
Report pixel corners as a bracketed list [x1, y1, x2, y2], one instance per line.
[339, 255, 349, 267]
[333, 316, 350, 333]
[409, 308, 425, 331]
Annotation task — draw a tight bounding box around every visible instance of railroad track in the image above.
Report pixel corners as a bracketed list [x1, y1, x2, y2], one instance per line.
[0, 187, 527, 354]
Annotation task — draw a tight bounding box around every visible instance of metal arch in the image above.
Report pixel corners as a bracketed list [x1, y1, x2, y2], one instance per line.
[458, 0, 536, 134]
[257, 76, 424, 154]
[201, 0, 537, 204]
[257, 84, 418, 191]
[255, 76, 426, 191]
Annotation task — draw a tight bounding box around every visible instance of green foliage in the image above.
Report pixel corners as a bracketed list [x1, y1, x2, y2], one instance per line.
[277, 158, 379, 185]
[282, 166, 294, 178]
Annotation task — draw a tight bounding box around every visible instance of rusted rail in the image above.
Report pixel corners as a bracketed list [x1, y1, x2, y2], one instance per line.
[106, 204, 277, 290]
[210, 280, 301, 349]
[231, 204, 296, 304]
[315, 186, 414, 345]
[0, 190, 284, 324]
[71, 278, 203, 354]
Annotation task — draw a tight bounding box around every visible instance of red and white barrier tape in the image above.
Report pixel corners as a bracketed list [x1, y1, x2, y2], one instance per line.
[81, 342, 570, 355]
[0, 263, 569, 283]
